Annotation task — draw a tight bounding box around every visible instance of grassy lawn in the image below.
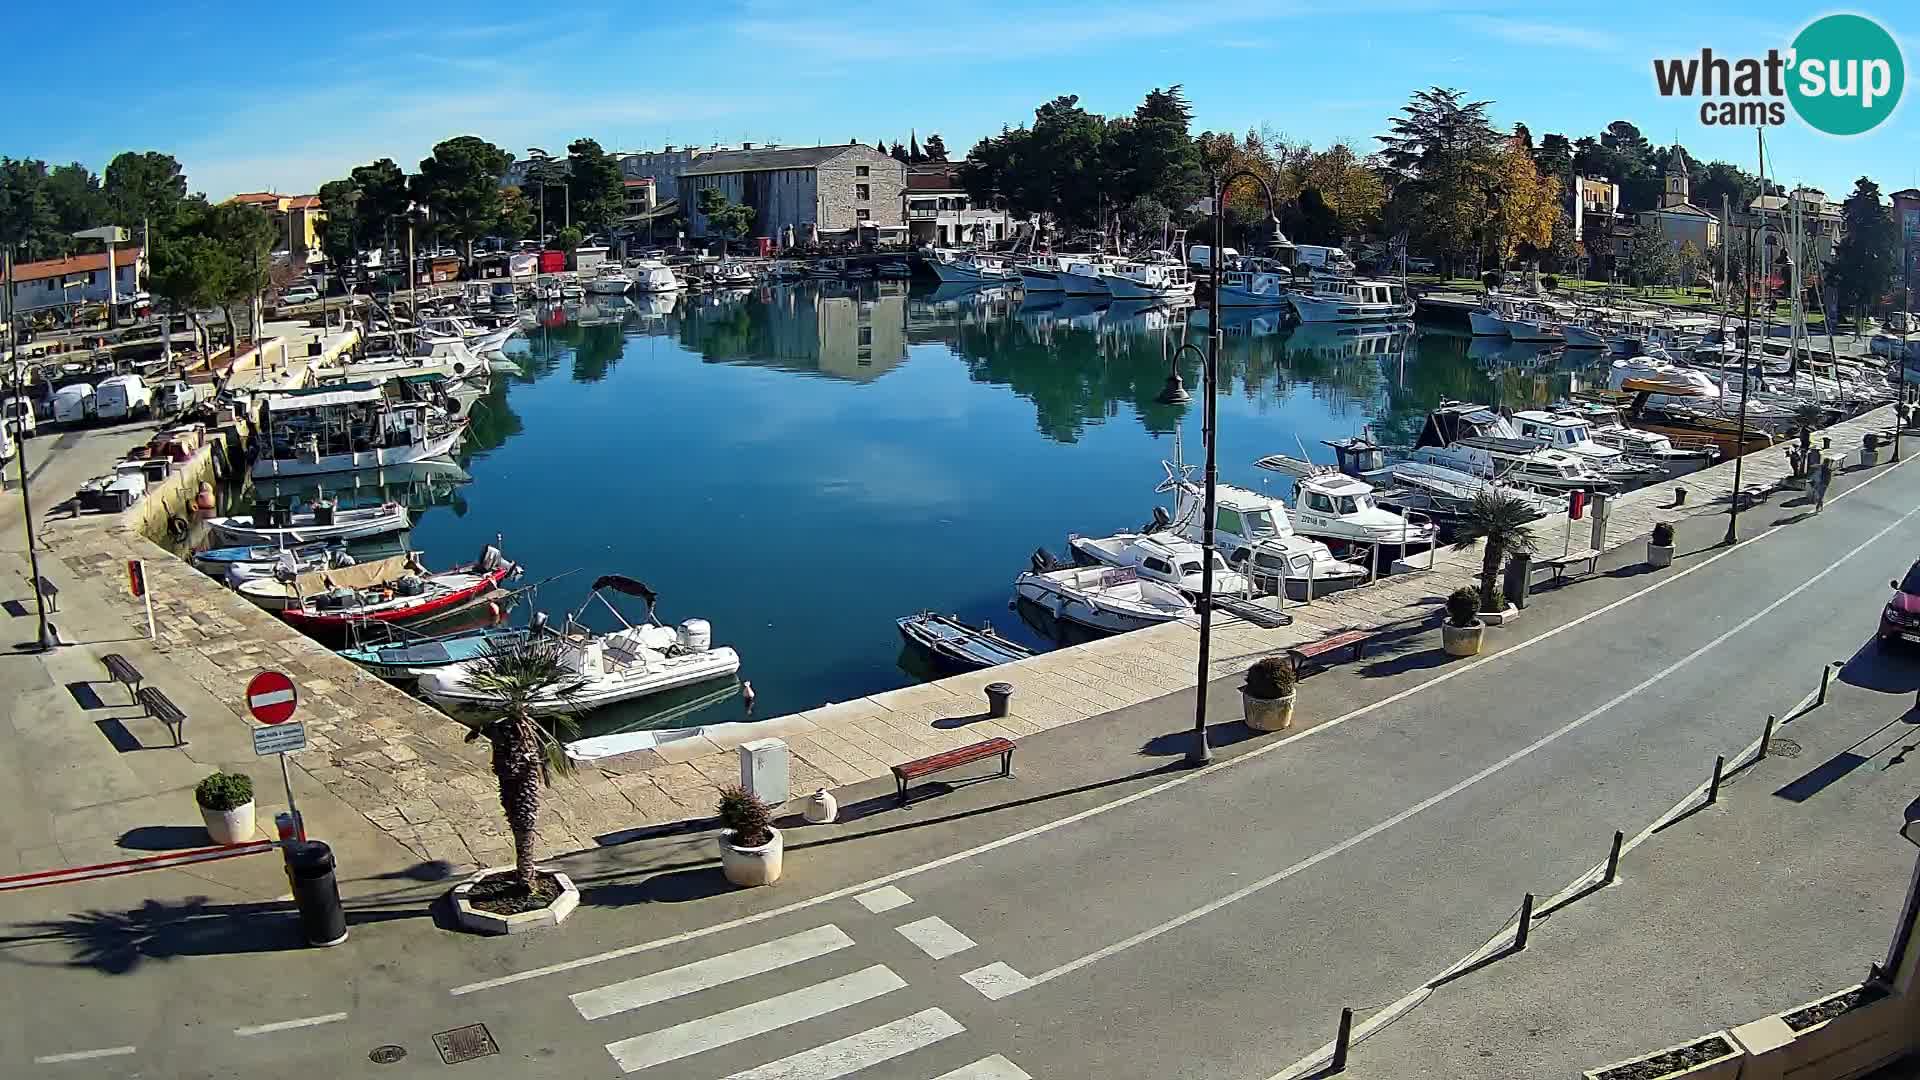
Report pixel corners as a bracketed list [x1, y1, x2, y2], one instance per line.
[1405, 274, 1832, 327]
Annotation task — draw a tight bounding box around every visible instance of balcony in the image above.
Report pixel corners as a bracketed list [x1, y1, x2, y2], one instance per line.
[908, 208, 939, 220]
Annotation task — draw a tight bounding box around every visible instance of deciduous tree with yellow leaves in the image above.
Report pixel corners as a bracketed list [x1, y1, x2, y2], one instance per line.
[1490, 133, 1560, 265]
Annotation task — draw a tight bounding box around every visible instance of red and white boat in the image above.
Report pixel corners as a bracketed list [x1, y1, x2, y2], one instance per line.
[238, 546, 517, 632]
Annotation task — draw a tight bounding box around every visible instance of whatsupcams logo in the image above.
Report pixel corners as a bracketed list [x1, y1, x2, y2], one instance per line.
[1652, 13, 1904, 135]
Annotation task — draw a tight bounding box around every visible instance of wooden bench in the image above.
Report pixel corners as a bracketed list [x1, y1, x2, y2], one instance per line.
[136, 686, 187, 747]
[35, 575, 58, 612]
[1287, 629, 1376, 674]
[101, 653, 144, 703]
[1537, 548, 1601, 584]
[893, 737, 1015, 806]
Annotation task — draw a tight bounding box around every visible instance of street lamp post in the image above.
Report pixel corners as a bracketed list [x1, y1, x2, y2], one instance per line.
[1158, 169, 1283, 767]
[3, 248, 57, 651]
[1896, 251, 1910, 463]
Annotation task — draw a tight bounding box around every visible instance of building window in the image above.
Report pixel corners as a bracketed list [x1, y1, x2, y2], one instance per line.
[857, 209, 871, 221]
[856, 184, 869, 200]
[856, 165, 870, 177]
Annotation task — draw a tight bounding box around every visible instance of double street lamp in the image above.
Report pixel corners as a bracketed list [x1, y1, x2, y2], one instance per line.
[1157, 169, 1284, 767]
[2, 247, 57, 651]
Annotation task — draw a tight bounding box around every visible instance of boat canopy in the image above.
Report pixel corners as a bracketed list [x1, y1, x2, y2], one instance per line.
[265, 386, 385, 411]
[591, 575, 658, 606]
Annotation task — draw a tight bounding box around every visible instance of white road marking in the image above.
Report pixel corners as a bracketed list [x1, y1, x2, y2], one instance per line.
[573, 925, 855, 1021]
[449, 450, 1912, 999]
[854, 885, 913, 913]
[233, 1011, 349, 1037]
[1014, 488, 1920, 995]
[605, 965, 905, 1074]
[33, 1046, 137, 1064]
[895, 915, 977, 960]
[933, 1055, 1035, 1080]
[722, 1007, 962, 1080]
[960, 961, 1033, 1000]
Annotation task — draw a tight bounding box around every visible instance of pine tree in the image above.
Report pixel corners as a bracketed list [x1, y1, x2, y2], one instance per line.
[889, 141, 910, 164]
[923, 133, 949, 162]
[909, 130, 925, 163]
[1830, 177, 1898, 320]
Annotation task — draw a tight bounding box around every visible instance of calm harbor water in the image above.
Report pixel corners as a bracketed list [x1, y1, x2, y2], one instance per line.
[254, 283, 1586, 736]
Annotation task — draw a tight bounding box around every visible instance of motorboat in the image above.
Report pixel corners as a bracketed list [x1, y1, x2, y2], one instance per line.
[1104, 257, 1194, 302]
[1068, 531, 1251, 598]
[1058, 257, 1115, 297]
[192, 539, 343, 575]
[1158, 478, 1370, 599]
[1286, 277, 1414, 323]
[1252, 455, 1440, 549]
[896, 613, 1034, 672]
[207, 500, 412, 545]
[418, 315, 516, 355]
[336, 623, 538, 683]
[1469, 295, 1562, 341]
[628, 259, 682, 292]
[1363, 459, 1561, 535]
[1018, 254, 1076, 293]
[560, 279, 586, 300]
[1014, 551, 1196, 634]
[347, 329, 492, 383]
[1509, 410, 1661, 481]
[929, 250, 1019, 285]
[222, 545, 365, 588]
[585, 266, 634, 295]
[711, 260, 756, 287]
[241, 545, 517, 633]
[251, 383, 467, 479]
[417, 574, 741, 715]
[1213, 258, 1296, 308]
[1551, 403, 1720, 468]
[1410, 402, 1611, 491]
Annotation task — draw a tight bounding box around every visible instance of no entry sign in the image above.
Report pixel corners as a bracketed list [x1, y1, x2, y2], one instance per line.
[246, 670, 299, 725]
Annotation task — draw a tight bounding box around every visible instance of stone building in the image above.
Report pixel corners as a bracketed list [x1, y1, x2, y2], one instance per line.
[679, 144, 906, 245]
[904, 165, 1013, 246]
[1635, 146, 1719, 258]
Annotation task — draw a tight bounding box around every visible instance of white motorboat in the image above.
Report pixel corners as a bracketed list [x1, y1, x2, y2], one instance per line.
[1104, 258, 1194, 302]
[585, 267, 634, 295]
[930, 251, 1018, 285]
[1551, 403, 1720, 467]
[252, 384, 467, 479]
[1068, 532, 1250, 597]
[1359, 458, 1562, 532]
[1287, 277, 1414, 323]
[1018, 254, 1076, 293]
[1155, 470, 1370, 599]
[417, 574, 741, 714]
[1510, 409, 1661, 480]
[1213, 258, 1295, 307]
[1058, 257, 1115, 297]
[1252, 455, 1440, 548]
[208, 501, 412, 545]
[628, 259, 682, 292]
[1014, 554, 1196, 634]
[222, 545, 362, 588]
[419, 315, 516, 355]
[1410, 402, 1611, 491]
[349, 329, 491, 382]
[560, 279, 586, 300]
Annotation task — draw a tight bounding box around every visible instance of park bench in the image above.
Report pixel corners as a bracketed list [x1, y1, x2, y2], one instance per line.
[892, 737, 1015, 806]
[35, 575, 57, 612]
[1287, 629, 1376, 675]
[1536, 548, 1601, 585]
[101, 653, 144, 703]
[136, 686, 187, 747]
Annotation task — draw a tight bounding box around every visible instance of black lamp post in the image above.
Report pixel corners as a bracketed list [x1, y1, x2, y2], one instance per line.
[1159, 169, 1282, 767]
[3, 247, 56, 650]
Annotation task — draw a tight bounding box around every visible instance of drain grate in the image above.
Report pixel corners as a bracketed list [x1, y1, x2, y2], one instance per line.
[433, 1024, 499, 1065]
[369, 1045, 407, 1065]
[1768, 738, 1804, 759]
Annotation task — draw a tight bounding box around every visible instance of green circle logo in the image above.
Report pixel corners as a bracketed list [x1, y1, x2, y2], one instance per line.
[1788, 14, 1904, 135]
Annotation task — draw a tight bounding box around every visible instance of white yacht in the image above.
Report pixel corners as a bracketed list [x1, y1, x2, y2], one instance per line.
[1014, 557, 1196, 634]
[628, 259, 683, 292]
[1104, 258, 1194, 302]
[585, 266, 634, 294]
[1213, 258, 1296, 307]
[1068, 532, 1249, 598]
[1509, 409, 1660, 480]
[1252, 455, 1440, 548]
[1410, 402, 1610, 491]
[1287, 277, 1414, 323]
[1159, 477, 1370, 599]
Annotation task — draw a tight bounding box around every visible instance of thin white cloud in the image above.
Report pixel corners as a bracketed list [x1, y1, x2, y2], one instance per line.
[1452, 15, 1621, 53]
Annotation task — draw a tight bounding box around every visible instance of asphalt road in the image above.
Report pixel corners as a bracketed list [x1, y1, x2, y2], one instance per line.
[5, 452, 1919, 1079]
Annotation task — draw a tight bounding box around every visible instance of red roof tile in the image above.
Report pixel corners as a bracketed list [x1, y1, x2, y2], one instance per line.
[11, 248, 145, 284]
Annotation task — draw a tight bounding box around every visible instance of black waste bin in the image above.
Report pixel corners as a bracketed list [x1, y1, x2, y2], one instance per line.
[286, 840, 348, 946]
[1503, 552, 1533, 611]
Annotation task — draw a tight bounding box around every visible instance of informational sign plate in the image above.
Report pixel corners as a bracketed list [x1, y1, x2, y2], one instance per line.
[252, 722, 307, 756]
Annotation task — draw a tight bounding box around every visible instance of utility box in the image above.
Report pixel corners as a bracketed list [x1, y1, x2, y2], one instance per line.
[1589, 490, 1611, 551]
[739, 738, 790, 806]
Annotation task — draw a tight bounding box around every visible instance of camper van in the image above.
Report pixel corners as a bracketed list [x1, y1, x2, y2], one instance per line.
[95, 374, 153, 421]
[51, 383, 95, 425]
[1294, 245, 1356, 274]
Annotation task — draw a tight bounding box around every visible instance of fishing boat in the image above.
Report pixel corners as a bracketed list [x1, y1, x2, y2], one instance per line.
[206, 501, 412, 545]
[1068, 532, 1251, 598]
[418, 315, 517, 355]
[240, 546, 517, 632]
[417, 575, 741, 715]
[1014, 551, 1196, 635]
[896, 612, 1034, 672]
[337, 623, 537, 683]
[1104, 257, 1194, 302]
[1287, 277, 1414, 323]
[1158, 479, 1370, 599]
[192, 540, 342, 575]
[930, 250, 1019, 285]
[1252, 454, 1440, 549]
[222, 545, 367, 588]
[1058, 257, 1115, 297]
[251, 383, 467, 480]
[1213, 258, 1296, 307]
[1018, 254, 1076, 293]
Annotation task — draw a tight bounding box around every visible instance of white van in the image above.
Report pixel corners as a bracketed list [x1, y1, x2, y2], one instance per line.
[95, 374, 153, 421]
[2, 397, 35, 438]
[52, 383, 95, 425]
[153, 380, 205, 417]
[1187, 245, 1240, 271]
[1294, 245, 1356, 274]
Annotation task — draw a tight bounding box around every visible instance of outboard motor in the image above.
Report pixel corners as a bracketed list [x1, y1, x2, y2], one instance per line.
[477, 545, 502, 572]
[677, 619, 712, 653]
[311, 500, 336, 527]
[529, 611, 549, 636]
[1030, 547, 1064, 574]
[395, 575, 425, 597]
[1143, 506, 1173, 533]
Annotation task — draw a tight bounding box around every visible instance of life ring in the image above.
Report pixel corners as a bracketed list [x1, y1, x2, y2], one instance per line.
[167, 515, 190, 540]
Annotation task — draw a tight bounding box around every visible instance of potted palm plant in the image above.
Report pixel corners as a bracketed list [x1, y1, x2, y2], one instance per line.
[196, 771, 256, 845]
[1241, 655, 1297, 732]
[448, 639, 586, 933]
[1648, 521, 1675, 568]
[1442, 586, 1485, 656]
[1451, 490, 1539, 622]
[717, 786, 783, 886]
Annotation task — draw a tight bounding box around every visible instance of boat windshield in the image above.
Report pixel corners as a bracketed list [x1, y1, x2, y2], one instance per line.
[1242, 508, 1279, 536]
[1335, 495, 1360, 515]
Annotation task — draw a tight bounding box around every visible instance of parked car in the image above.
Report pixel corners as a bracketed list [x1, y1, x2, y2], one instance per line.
[1879, 562, 1920, 646]
[279, 286, 321, 306]
[152, 380, 206, 418]
[2, 397, 36, 438]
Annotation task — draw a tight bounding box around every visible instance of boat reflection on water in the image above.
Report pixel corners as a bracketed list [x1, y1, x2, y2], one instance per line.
[564, 675, 745, 743]
[250, 458, 472, 516]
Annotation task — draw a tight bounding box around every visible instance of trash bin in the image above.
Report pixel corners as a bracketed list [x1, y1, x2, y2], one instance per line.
[985, 682, 1014, 719]
[286, 840, 348, 946]
[1503, 552, 1533, 611]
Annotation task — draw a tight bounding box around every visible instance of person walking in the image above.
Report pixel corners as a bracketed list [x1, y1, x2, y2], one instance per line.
[1812, 454, 1833, 514]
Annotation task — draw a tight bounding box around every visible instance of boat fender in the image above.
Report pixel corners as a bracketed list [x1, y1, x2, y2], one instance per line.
[487, 600, 501, 622]
[167, 515, 190, 540]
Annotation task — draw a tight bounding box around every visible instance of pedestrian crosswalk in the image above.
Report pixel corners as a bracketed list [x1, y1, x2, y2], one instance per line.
[561, 901, 1031, 1079]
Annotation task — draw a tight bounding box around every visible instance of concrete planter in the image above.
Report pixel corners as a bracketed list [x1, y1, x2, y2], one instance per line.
[1442, 622, 1484, 657]
[450, 867, 580, 935]
[1583, 1031, 1742, 1080]
[1647, 543, 1674, 569]
[1731, 984, 1904, 1080]
[200, 801, 256, 845]
[1241, 689, 1296, 732]
[720, 827, 784, 887]
[1479, 605, 1520, 626]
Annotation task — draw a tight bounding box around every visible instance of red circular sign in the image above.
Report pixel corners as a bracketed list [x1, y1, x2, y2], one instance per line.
[246, 670, 299, 725]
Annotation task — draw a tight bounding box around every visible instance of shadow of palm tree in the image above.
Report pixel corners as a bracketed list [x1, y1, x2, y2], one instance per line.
[0, 898, 302, 974]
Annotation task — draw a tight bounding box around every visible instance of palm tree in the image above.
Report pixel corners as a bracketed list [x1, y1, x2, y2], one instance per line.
[461, 639, 586, 891]
[1451, 490, 1541, 613]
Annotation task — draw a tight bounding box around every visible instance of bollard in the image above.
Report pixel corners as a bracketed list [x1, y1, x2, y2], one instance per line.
[1707, 755, 1726, 805]
[1673, 484, 1688, 507]
[1759, 714, 1776, 760]
[1514, 892, 1535, 950]
[1602, 830, 1623, 886]
[985, 682, 1013, 720]
[1329, 1007, 1354, 1073]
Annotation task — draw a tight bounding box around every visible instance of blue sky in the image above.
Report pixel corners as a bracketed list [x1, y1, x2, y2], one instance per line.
[9, 1, 1917, 201]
